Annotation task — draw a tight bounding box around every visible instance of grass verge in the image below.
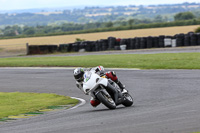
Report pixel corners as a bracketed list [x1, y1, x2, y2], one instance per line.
[0, 92, 79, 119]
[0, 53, 200, 69]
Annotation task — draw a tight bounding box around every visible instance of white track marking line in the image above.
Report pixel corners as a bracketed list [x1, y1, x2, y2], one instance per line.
[69, 97, 86, 110]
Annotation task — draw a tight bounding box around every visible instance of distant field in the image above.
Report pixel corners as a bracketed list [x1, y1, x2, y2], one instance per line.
[0, 25, 199, 55]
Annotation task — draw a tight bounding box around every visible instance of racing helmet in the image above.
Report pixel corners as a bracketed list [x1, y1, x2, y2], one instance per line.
[73, 68, 85, 82]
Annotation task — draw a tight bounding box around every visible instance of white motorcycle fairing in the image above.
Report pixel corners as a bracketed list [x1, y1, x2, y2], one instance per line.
[83, 71, 108, 95]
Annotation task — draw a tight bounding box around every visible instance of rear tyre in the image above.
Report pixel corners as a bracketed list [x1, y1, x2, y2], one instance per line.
[96, 91, 116, 109]
[122, 93, 133, 107]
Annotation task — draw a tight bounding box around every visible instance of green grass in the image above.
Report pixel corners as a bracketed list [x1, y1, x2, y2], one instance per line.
[0, 92, 79, 119]
[0, 53, 200, 69]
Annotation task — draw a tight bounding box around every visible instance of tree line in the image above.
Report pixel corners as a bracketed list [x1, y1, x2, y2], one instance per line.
[0, 12, 200, 39]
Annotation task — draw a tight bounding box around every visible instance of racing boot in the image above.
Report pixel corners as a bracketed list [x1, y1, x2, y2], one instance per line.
[106, 71, 127, 94]
[116, 80, 128, 94]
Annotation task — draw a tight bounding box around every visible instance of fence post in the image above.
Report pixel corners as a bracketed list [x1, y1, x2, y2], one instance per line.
[26, 43, 29, 55]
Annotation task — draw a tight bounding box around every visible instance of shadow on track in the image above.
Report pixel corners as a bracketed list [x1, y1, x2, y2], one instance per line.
[75, 105, 135, 115]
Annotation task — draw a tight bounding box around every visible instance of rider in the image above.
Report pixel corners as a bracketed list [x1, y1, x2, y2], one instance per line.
[73, 66, 127, 107]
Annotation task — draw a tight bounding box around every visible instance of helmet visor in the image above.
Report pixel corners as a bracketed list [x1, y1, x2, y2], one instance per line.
[74, 74, 84, 82]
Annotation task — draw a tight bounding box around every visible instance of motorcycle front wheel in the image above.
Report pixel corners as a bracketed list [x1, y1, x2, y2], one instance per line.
[122, 93, 133, 107]
[96, 91, 116, 109]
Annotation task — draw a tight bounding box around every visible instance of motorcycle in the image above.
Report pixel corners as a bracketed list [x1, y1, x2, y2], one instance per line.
[82, 71, 133, 109]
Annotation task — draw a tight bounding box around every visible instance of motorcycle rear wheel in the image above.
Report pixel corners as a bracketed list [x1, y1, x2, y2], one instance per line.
[96, 91, 116, 109]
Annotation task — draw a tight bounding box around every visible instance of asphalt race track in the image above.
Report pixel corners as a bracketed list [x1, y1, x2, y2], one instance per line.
[0, 68, 200, 133]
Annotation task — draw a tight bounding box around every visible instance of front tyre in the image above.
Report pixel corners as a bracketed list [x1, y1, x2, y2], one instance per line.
[122, 93, 133, 107]
[96, 91, 116, 109]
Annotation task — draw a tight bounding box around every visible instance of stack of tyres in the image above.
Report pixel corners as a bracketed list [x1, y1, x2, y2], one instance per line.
[95, 41, 101, 51]
[72, 43, 79, 52]
[38, 45, 48, 54]
[114, 46, 121, 50]
[130, 38, 136, 49]
[126, 39, 132, 50]
[197, 33, 200, 45]
[176, 34, 184, 47]
[135, 37, 141, 49]
[140, 37, 147, 49]
[99, 40, 104, 51]
[116, 38, 121, 45]
[153, 37, 159, 48]
[28, 45, 40, 55]
[184, 35, 190, 46]
[120, 39, 131, 50]
[59, 44, 69, 52]
[91, 41, 96, 52]
[190, 34, 198, 46]
[84, 41, 93, 52]
[108, 37, 116, 50]
[67, 43, 73, 52]
[159, 35, 165, 47]
[187, 32, 194, 36]
[102, 39, 108, 51]
[28, 45, 58, 55]
[146, 36, 153, 48]
[120, 39, 126, 46]
[79, 42, 86, 51]
[113, 38, 120, 50]
[48, 45, 58, 53]
[165, 36, 173, 39]
[119, 39, 127, 50]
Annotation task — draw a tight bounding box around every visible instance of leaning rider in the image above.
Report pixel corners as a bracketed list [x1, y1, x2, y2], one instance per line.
[73, 66, 127, 107]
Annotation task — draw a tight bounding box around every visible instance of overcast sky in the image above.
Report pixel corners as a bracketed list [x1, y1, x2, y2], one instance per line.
[0, 0, 199, 10]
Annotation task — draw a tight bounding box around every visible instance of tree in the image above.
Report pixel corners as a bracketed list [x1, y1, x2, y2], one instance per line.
[104, 21, 113, 28]
[75, 38, 86, 42]
[174, 12, 196, 21]
[195, 27, 200, 33]
[128, 19, 134, 26]
[0, 29, 3, 35]
[154, 15, 163, 22]
[23, 27, 35, 35]
[4, 29, 16, 36]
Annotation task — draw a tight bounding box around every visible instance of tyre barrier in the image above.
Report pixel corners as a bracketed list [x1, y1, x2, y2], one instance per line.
[190, 34, 198, 46]
[126, 39, 132, 50]
[184, 35, 190, 46]
[108, 37, 116, 50]
[130, 38, 136, 49]
[140, 37, 147, 49]
[27, 32, 200, 55]
[147, 36, 153, 48]
[153, 37, 159, 48]
[28, 45, 58, 55]
[135, 37, 141, 49]
[119, 39, 126, 48]
[159, 35, 165, 48]
[197, 33, 200, 46]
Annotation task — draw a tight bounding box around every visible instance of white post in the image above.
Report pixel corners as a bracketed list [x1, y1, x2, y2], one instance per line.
[26, 43, 29, 55]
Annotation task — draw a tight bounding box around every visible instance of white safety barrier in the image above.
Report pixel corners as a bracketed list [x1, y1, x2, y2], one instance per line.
[120, 45, 127, 50]
[172, 39, 177, 47]
[164, 38, 172, 47]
